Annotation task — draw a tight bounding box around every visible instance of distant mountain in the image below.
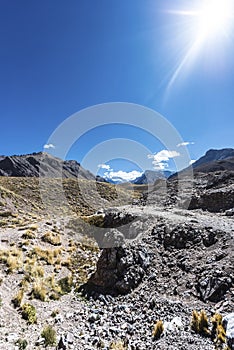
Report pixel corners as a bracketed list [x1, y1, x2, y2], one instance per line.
[107, 177, 129, 184]
[169, 148, 234, 179]
[165, 148, 234, 212]
[133, 170, 173, 185]
[192, 148, 234, 172]
[0, 152, 104, 181]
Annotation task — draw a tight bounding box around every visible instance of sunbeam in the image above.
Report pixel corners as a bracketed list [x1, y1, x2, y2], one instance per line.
[165, 0, 234, 95]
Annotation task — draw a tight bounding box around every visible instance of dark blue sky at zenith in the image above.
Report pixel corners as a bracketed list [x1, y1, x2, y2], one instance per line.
[0, 0, 233, 179]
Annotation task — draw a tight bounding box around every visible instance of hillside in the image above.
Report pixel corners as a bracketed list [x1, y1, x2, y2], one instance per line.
[0, 152, 98, 180]
[0, 148, 234, 349]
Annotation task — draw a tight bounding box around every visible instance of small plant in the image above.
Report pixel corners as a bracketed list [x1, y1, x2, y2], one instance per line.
[51, 309, 59, 318]
[0, 248, 23, 273]
[12, 289, 24, 308]
[31, 247, 57, 265]
[22, 229, 35, 239]
[58, 275, 73, 294]
[6, 255, 19, 272]
[152, 320, 164, 340]
[191, 310, 200, 333]
[211, 313, 223, 341]
[15, 338, 28, 349]
[110, 340, 126, 349]
[211, 314, 227, 349]
[32, 281, 47, 301]
[21, 303, 37, 324]
[215, 324, 227, 348]
[27, 224, 38, 231]
[199, 310, 210, 336]
[191, 310, 210, 336]
[41, 325, 56, 347]
[191, 311, 228, 349]
[42, 231, 61, 246]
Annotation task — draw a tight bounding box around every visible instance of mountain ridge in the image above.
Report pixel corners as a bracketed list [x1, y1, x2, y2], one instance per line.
[0, 152, 105, 181]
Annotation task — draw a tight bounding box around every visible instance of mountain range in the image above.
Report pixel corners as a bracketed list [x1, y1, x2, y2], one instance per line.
[0, 148, 233, 183]
[133, 170, 172, 184]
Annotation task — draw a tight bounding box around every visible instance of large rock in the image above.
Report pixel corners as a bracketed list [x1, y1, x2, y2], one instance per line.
[81, 245, 150, 296]
[197, 275, 232, 302]
[189, 187, 234, 213]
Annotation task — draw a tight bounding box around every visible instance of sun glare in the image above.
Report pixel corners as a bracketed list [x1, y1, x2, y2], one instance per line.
[165, 0, 234, 96]
[197, 0, 233, 40]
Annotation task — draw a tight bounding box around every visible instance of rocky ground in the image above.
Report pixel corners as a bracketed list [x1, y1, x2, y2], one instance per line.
[1, 166, 234, 349]
[0, 201, 234, 349]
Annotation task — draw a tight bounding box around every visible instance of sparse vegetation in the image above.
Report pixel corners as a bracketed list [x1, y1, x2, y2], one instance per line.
[21, 303, 37, 324]
[58, 275, 73, 294]
[12, 289, 24, 308]
[191, 310, 229, 349]
[42, 231, 61, 245]
[22, 229, 35, 239]
[83, 214, 105, 227]
[41, 325, 56, 347]
[15, 338, 28, 350]
[110, 340, 126, 349]
[32, 280, 47, 301]
[0, 248, 23, 273]
[152, 320, 164, 340]
[29, 246, 62, 265]
[51, 309, 59, 318]
[191, 310, 210, 336]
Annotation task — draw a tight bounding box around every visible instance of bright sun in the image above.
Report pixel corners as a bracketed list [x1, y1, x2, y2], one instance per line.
[197, 0, 233, 39]
[165, 0, 234, 93]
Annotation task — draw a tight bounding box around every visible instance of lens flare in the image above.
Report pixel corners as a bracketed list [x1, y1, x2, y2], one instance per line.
[165, 0, 234, 96]
[197, 0, 233, 39]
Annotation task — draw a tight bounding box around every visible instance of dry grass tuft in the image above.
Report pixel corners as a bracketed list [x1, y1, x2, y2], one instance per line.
[41, 231, 61, 246]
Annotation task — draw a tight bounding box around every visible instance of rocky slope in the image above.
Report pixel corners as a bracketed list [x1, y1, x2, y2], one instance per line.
[0, 152, 101, 181]
[0, 148, 234, 349]
[192, 148, 234, 171]
[143, 149, 234, 213]
[1, 204, 234, 349]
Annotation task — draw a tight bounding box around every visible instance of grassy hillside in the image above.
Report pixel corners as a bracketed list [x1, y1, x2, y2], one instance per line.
[0, 177, 140, 222]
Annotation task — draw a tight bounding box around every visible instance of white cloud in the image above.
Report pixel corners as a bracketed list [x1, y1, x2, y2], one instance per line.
[43, 143, 55, 149]
[148, 150, 180, 170]
[104, 170, 142, 182]
[177, 141, 195, 147]
[189, 159, 196, 165]
[98, 164, 112, 171]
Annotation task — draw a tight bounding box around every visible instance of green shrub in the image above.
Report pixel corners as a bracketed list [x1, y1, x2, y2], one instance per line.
[21, 303, 37, 324]
[58, 275, 73, 294]
[15, 338, 28, 349]
[41, 325, 56, 346]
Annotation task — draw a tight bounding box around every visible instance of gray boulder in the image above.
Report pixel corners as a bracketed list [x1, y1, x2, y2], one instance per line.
[223, 313, 234, 349]
[81, 245, 150, 296]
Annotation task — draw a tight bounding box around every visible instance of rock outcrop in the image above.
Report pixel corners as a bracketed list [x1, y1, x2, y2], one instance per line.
[81, 245, 150, 296]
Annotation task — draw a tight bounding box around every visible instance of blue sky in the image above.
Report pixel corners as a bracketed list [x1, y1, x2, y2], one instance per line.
[0, 0, 233, 180]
